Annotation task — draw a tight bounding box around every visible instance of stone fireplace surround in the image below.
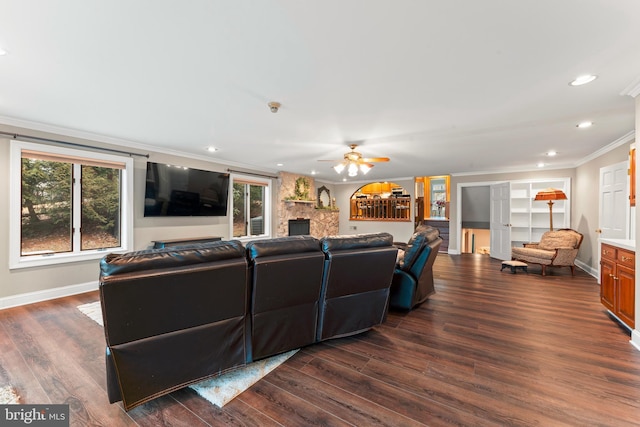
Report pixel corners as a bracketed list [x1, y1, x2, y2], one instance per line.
[276, 172, 339, 238]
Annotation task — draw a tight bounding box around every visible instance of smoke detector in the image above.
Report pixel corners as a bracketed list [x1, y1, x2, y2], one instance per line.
[268, 102, 281, 113]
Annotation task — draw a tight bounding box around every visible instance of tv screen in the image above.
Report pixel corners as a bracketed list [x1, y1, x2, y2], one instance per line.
[144, 162, 230, 217]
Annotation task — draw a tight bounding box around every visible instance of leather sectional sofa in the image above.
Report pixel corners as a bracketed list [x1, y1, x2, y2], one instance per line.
[99, 233, 398, 410]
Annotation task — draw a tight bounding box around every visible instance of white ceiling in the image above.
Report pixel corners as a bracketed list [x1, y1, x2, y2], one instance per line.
[1, 1, 639, 182]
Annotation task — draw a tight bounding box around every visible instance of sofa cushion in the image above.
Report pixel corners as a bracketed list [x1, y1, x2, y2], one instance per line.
[320, 232, 393, 252]
[538, 231, 578, 251]
[511, 246, 556, 260]
[399, 226, 440, 270]
[414, 224, 440, 243]
[100, 240, 246, 277]
[246, 235, 319, 259]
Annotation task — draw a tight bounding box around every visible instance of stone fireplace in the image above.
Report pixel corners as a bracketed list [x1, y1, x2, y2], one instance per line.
[276, 172, 339, 238]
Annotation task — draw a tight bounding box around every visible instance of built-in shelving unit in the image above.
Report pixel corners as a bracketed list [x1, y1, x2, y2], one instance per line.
[510, 178, 570, 246]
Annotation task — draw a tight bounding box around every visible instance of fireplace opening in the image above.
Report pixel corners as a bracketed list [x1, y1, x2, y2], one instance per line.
[289, 218, 310, 236]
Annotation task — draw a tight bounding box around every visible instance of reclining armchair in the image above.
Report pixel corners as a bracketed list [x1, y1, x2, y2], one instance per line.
[317, 233, 397, 341]
[511, 228, 583, 276]
[390, 225, 442, 310]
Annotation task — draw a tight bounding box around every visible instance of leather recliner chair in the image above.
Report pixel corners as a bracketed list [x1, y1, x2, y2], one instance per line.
[99, 240, 249, 411]
[317, 233, 398, 341]
[245, 236, 325, 361]
[389, 225, 442, 310]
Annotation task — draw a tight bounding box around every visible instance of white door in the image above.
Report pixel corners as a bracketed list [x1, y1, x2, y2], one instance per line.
[490, 182, 511, 260]
[599, 161, 628, 239]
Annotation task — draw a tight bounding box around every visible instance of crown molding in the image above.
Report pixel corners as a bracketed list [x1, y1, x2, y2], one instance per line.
[0, 115, 278, 174]
[574, 130, 635, 166]
[621, 75, 640, 98]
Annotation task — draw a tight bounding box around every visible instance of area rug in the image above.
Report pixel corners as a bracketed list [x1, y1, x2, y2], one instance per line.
[0, 386, 20, 404]
[78, 301, 297, 407]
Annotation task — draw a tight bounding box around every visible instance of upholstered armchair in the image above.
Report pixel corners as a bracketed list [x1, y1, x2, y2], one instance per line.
[390, 225, 442, 310]
[511, 229, 583, 276]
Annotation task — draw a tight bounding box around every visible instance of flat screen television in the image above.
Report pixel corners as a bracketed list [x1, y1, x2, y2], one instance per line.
[144, 162, 230, 217]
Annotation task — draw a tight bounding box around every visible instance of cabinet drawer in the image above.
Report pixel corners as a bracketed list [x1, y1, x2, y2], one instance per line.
[617, 248, 635, 268]
[601, 244, 616, 260]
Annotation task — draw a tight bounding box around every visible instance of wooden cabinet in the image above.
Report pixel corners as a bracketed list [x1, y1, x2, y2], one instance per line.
[600, 243, 635, 329]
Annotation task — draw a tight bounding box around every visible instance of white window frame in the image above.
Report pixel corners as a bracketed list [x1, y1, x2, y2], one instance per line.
[9, 140, 134, 269]
[229, 174, 272, 240]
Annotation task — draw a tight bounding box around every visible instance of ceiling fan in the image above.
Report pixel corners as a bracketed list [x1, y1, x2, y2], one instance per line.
[319, 144, 390, 177]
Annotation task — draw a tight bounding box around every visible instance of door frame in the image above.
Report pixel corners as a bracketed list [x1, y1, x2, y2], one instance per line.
[455, 180, 502, 255]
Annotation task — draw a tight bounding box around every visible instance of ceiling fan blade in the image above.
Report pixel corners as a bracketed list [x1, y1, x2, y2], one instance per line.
[317, 159, 343, 162]
[361, 157, 390, 162]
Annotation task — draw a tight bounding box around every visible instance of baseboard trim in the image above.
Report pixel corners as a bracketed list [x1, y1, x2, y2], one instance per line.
[631, 329, 640, 353]
[574, 259, 597, 278]
[0, 281, 99, 311]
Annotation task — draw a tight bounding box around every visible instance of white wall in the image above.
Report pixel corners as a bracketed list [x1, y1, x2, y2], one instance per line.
[0, 124, 270, 305]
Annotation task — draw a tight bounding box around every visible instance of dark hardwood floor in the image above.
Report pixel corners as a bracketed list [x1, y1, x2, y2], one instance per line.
[2, 254, 640, 426]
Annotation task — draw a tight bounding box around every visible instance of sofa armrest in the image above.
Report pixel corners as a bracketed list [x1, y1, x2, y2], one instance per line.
[551, 247, 579, 265]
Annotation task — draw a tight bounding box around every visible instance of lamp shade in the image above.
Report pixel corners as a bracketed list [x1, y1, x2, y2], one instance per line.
[534, 188, 567, 201]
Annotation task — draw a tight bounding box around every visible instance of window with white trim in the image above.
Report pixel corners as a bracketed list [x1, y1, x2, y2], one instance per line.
[10, 140, 134, 269]
[231, 175, 271, 238]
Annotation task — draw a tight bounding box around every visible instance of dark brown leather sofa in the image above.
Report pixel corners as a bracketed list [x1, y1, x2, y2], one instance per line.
[245, 236, 325, 361]
[99, 240, 249, 411]
[99, 233, 397, 411]
[317, 233, 397, 341]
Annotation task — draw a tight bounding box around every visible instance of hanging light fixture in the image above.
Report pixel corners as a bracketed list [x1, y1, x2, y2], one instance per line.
[323, 144, 389, 177]
[359, 163, 372, 174]
[333, 163, 345, 174]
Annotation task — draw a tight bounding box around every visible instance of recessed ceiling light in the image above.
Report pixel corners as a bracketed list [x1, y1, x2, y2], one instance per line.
[0, 48, 7, 56]
[576, 121, 593, 128]
[546, 151, 557, 157]
[569, 75, 597, 86]
[206, 146, 218, 152]
[311, 170, 317, 175]
[342, 178, 347, 182]
[537, 162, 545, 168]
[276, 163, 283, 167]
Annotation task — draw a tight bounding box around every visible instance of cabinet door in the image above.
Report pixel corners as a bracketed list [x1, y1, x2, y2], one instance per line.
[616, 263, 635, 329]
[600, 257, 616, 312]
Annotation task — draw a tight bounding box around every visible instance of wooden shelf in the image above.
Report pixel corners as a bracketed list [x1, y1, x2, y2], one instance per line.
[283, 199, 315, 204]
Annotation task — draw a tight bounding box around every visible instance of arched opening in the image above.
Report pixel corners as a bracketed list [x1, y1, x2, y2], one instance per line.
[349, 182, 411, 221]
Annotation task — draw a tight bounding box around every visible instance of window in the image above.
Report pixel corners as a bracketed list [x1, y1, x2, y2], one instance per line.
[231, 175, 271, 238]
[10, 140, 134, 269]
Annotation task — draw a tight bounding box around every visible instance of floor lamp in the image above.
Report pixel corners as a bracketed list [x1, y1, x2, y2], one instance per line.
[534, 188, 567, 231]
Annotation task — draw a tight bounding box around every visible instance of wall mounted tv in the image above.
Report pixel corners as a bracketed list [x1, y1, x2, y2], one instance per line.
[144, 162, 230, 217]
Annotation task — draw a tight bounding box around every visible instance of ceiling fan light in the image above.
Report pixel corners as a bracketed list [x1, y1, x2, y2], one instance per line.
[333, 163, 346, 174]
[347, 162, 358, 176]
[359, 163, 372, 174]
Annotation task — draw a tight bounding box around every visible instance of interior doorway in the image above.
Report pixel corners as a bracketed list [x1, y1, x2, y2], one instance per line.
[459, 184, 491, 255]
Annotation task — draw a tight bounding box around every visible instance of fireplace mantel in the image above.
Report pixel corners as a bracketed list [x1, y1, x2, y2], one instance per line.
[277, 172, 339, 238]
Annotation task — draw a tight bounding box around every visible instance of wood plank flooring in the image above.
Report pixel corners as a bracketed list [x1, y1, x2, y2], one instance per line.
[1, 254, 640, 426]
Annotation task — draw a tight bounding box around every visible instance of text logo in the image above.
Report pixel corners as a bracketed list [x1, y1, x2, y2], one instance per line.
[1, 405, 69, 426]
